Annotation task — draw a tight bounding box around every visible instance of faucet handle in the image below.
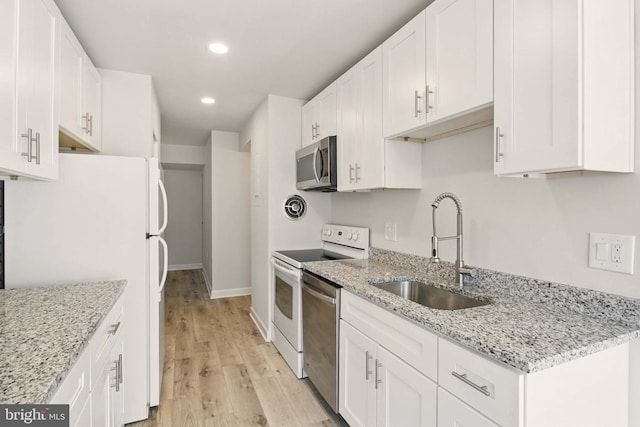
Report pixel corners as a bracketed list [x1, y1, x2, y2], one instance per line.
[458, 265, 477, 278]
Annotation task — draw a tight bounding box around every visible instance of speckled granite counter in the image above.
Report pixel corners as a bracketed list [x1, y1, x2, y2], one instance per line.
[0, 281, 126, 404]
[304, 249, 640, 373]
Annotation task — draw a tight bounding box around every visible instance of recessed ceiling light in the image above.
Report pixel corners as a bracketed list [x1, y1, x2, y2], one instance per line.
[208, 43, 228, 54]
[201, 97, 215, 105]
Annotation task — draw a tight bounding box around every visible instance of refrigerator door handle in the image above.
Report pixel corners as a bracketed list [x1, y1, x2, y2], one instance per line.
[158, 179, 169, 234]
[158, 236, 169, 293]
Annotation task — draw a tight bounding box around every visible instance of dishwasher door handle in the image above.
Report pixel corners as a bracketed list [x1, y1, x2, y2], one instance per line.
[302, 283, 336, 305]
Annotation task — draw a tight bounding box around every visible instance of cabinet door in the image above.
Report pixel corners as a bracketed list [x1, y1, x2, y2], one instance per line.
[438, 388, 498, 427]
[110, 336, 125, 427]
[376, 346, 437, 427]
[336, 64, 360, 191]
[317, 82, 337, 140]
[0, 0, 21, 174]
[382, 10, 426, 138]
[339, 321, 377, 427]
[59, 21, 84, 141]
[92, 362, 113, 427]
[301, 101, 316, 147]
[425, 0, 493, 123]
[15, 0, 58, 180]
[494, 0, 580, 175]
[356, 46, 384, 190]
[83, 57, 102, 151]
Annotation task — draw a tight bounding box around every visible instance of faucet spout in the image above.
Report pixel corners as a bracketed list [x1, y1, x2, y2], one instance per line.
[430, 192, 474, 288]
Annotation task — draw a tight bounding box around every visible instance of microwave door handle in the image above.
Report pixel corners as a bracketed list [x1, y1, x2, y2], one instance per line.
[317, 148, 325, 181]
[312, 147, 320, 183]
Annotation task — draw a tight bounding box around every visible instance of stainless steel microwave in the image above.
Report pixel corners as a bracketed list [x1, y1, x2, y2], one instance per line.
[296, 136, 337, 192]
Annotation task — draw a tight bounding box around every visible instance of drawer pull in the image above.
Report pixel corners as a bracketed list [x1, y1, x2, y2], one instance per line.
[108, 322, 121, 335]
[451, 371, 491, 396]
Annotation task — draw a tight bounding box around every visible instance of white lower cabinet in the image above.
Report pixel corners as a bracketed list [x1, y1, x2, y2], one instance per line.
[50, 293, 125, 427]
[340, 321, 437, 427]
[438, 388, 497, 427]
[340, 290, 633, 427]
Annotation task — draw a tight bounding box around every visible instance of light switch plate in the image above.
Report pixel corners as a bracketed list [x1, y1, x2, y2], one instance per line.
[588, 233, 635, 274]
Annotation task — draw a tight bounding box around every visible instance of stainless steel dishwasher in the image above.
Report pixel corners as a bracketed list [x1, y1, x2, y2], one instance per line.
[302, 270, 341, 413]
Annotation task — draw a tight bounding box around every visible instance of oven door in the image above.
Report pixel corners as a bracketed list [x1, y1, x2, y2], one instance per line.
[271, 258, 302, 351]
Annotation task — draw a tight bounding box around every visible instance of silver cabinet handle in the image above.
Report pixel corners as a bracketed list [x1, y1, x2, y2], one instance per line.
[108, 321, 121, 335]
[315, 122, 320, 138]
[349, 164, 354, 183]
[82, 113, 90, 133]
[118, 353, 123, 385]
[88, 114, 93, 136]
[414, 90, 422, 117]
[426, 85, 433, 114]
[495, 127, 504, 162]
[35, 132, 40, 165]
[375, 360, 382, 389]
[451, 371, 491, 396]
[111, 361, 120, 391]
[355, 164, 361, 183]
[365, 351, 373, 380]
[20, 129, 34, 162]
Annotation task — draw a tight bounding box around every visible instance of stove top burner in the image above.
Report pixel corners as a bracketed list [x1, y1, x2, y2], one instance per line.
[275, 248, 352, 264]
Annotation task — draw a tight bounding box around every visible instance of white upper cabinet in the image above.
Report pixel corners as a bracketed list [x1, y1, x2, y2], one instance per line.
[425, 0, 493, 123]
[383, 10, 426, 138]
[338, 46, 422, 191]
[59, 20, 102, 152]
[301, 83, 337, 147]
[0, 0, 59, 180]
[494, 0, 634, 175]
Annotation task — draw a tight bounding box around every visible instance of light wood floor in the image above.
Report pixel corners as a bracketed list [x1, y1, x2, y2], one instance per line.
[127, 270, 341, 427]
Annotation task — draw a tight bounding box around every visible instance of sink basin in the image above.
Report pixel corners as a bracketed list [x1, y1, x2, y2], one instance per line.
[372, 280, 488, 310]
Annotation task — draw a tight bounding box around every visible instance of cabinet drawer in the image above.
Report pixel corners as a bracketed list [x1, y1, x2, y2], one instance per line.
[438, 338, 523, 426]
[438, 387, 498, 427]
[50, 348, 90, 421]
[90, 299, 123, 387]
[341, 291, 438, 381]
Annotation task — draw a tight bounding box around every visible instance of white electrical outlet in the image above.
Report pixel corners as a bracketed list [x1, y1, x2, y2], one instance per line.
[384, 223, 397, 241]
[588, 233, 635, 274]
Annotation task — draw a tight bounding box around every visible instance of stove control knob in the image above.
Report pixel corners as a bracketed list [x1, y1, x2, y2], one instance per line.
[325, 229, 332, 236]
[347, 233, 353, 240]
[352, 233, 359, 241]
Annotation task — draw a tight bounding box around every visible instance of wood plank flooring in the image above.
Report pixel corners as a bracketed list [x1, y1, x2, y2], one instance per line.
[127, 270, 341, 427]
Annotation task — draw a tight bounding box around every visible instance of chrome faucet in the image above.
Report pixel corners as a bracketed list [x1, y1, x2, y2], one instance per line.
[430, 192, 475, 288]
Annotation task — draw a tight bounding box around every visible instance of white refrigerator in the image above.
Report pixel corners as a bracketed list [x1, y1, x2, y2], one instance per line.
[4, 153, 168, 423]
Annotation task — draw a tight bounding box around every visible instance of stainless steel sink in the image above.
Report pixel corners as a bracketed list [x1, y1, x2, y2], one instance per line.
[372, 280, 488, 310]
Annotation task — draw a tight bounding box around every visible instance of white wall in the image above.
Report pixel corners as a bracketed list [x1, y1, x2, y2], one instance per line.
[161, 143, 207, 166]
[240, 95, 332, 339]
[331, 125, 640, 299]
[202, 137, 213, 294]
[208, 131, 251, 297]
[163, 168, 203, 270]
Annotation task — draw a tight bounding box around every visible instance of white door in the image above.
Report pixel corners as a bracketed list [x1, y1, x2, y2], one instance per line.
[425, 0, 493, 122]
[336, 63, 360, 191]
[83, 58, 101, 151]
[376, 346, 437, 427]
[494, 0, 581, 174]
[383, 10, 426, 138]
[357, 46, 384, 190]
[148, 234, 168, 407]
[317, 82, 337, 140]
[339, 321, 377, 427]
[16, 0, 58, 179]
[59, 21, 85, 141]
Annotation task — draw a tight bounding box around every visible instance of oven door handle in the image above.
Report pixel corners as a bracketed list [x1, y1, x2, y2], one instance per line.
[302, 283, 336, 305]
[271, 258, 302, 279]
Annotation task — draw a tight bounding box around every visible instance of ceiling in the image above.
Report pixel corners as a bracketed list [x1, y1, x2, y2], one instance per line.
[54, 0, 430, 146]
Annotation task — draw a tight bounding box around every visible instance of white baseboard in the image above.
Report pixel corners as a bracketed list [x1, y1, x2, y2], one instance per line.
[201, 269, 212, 296]
[168, 263, 203, 271]
[249, 307, 270, 342]
[209, 286, 251, 299]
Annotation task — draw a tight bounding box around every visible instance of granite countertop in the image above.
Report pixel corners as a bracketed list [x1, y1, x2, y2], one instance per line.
[304, 249, 640, 373]
[0, 281, 126, 404]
